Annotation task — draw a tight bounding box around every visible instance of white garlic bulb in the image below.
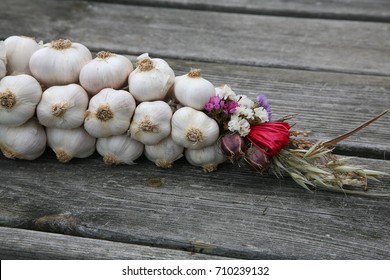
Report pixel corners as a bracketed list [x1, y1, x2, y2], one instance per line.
[4, 36, 40, 75]
[171, 107, 219, 149]
[174, 69, 215, 110]
[128, 53, 175, 102]
[0, 74, 42, 127]
[0, 41, 6, 79]
[29, 39, 92, 87]
[37, 84, 89, 129]
[79, 51, 134, 96]
[46, 126, 96, 163]
[144, 136, 184, 168]
[0, 118, 46, 160]
[96, 134, 144, 165]
[84, 88, 136, 138]
[129, 100, 172, 145]
[185, 142, 227, 172]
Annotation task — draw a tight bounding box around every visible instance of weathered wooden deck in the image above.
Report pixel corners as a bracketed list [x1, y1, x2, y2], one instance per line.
[0, 0, 389, 259]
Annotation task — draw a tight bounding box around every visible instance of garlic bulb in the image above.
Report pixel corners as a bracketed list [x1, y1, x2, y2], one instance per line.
[129, 100, 172, 145]
[37, 84, 89, 129]
[0, 118, 46, 160]
[0, 74, 42, 127]
[46, 126, 96, 163]
[128, 53, 175, 102]
[174, 69, 215, 110]
[4, 36, 40, 75]
[96, 134, 144, 165]
[84, 88, 136, 138]
[185, 142, 227, 172]
[144, 136, 184, 168]
[171, 107, 219, 149]
[0, 41, 6, 79]
[29, 39, 92, 87]
[79, 51, 133, 96]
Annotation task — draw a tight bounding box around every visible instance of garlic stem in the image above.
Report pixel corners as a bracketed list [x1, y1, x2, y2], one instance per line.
[51, 102, 69, 117]
[0, 89, 16, 109]
[137, 57, 154, 71]
[187, 68, 202, 78]
[139, 116, 160, 133]
[96, 51, 111, 59]
[96, 104, 114, 121]
[51, 39, 72, 50]
[186, 128, 204, 144]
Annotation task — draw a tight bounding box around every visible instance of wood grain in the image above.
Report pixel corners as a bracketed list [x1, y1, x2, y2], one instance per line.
[1, 0, 390, 75]
[0, 226, 229, 259]
[93, 0, 390, 22]
[0, 151, 389, 259]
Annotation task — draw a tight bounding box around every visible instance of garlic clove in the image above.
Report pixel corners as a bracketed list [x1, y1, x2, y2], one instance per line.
[174, 68, 216, 110]
[184, 141, 227, 172]
[46, 126, 96, 163]
[0, 74, 42, 127]
[129, 100, 172, 145]
[144, 135, 184, 168]
[29, 38, 92, 87]
[0, 118, 46, 160]
[128, 53, 175, 102]
[79, 51, 134, 96]
[96, 134, 144, 165]
[84, 88, 136, 138]
[37, 84, 89, 129]
[0, 41, 6, 79]
[4, 35, 41, 75]
[171, 106, 219, 149]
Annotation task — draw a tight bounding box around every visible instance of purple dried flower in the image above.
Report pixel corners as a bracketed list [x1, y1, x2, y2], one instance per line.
[205, 96, 224, 112]
[222, 101, 239, 115]
[256, 95, 272, 121]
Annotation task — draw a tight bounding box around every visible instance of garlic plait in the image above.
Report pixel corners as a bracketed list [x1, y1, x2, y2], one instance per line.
[171, 107, 219, 149]
[46, 126, 96, 163]
[96, 134, 144, 165]
[37, 84, 89, 129]
[4, 35, 41, 75]
[144, 136, 184, 168]
[84, 88, 136, 138]
[174, 68, 215, 110]
[0, 41, 6, 79]
[129, 100, 172, 145]
[0, 118, 46, 160]
[29, 39, 92, 87]
[0, 74, 42, 127]
[128, 53, 175, 102]
[79, 51, 134, 96]
[185, 141, 227, 172]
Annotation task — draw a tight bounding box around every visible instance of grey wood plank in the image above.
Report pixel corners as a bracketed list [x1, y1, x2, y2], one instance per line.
[1, 0, 390, 75]
[0, 226, 229, 259]
[0, 151, 389, 259]
[94, 0, 390, 22]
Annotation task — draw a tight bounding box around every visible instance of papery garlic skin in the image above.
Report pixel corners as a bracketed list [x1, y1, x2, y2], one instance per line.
[0, 118, 46, 160]
[29, 39, 92, 87]
[96, 134, 144, 165]
[84, 88, 136, 138]
[185, 142, 227, 172]
[4, 36, 40, 75]
[128, 53, 175, 102]
[129, 100, 172, 145]
[174, 69, 215, 110]
[171, 107, 219, 149]
[37, 84, 89, 129]
[0, 41, 6, 79]
[0, 74, 42, 127]
[46, 126, 96, 163]
[79, 51, 133, 96]
[144, 136, 184, 168]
